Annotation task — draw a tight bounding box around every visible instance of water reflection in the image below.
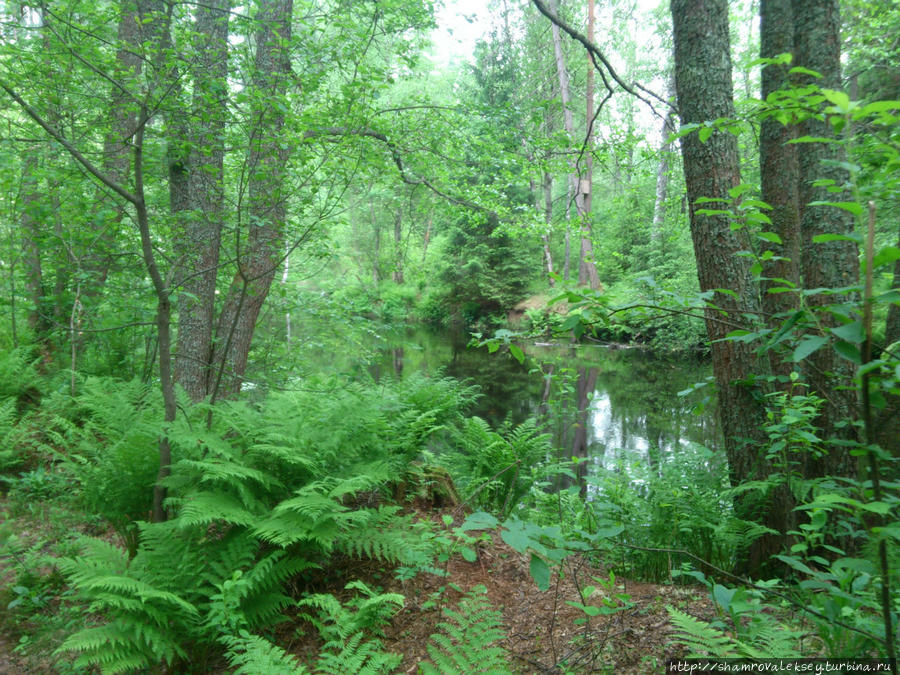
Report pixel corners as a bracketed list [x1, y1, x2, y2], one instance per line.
[369, 328, 720, 465]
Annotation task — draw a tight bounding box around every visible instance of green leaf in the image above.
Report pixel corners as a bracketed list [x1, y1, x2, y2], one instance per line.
[758, 231, 783, 244]
[460, 512, 498, 531]
[793, 335, 828, 362]
[591, 525, 624, 539]
[830, 321, 864, 344]
[698, 126, 713, 143]
[788, 66, 822, 78]
[872, 246, 900, 270]
[859, 100, 900, 115]
[808, 202, 865, 218]
[788, 135, 835, 144]
[529, 554, 550, 591]
[821, 89, 851, 113]
[508, 343, 524, 364]
[460, 547, 477, 563]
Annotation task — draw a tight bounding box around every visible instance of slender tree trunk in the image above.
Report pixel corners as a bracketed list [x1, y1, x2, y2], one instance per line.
[20, 152, 52, 352]
[792, 0, 860, 476]
[209, 0, 293, 399]
[550, 0, 599, 289]
[671, 0, 770, 575]
[371, 197, 381, 283]
[877, 224, 900, 457]
[421, 214, 432, 263]
[542, 172, 555, 285]
[760, 0, 801, 382]
[392, 209, 404, 284]
[86, 0, 161, 293]
[578, 0, 600, 290]
[651, 71, 676, 246]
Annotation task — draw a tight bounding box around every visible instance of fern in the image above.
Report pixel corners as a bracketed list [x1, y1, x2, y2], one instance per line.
[420, 585, 511, 674]
[666, 605, 803, 658]
[315, 631, 402, 675]
[223, 633, 308, 674]
[297, 580, 404, 674]
[447, 417, 552, 516]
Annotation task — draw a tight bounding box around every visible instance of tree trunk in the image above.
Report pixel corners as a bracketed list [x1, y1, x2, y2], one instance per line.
[171, 0, 230, 402]
[671, 0, 771, 575]
[550, 0, 599, 289]
[651, 72, 676, 246]
[542, 172, 555, 285]
[209, 0, 293, 400]
[20, 152, 52, 352]
[875, 224, 900, 457]
[760, 0, 801, 381]
[792, 0, 860, 476]
[578, 0, 600, 290]
[393, 209, 404, 284]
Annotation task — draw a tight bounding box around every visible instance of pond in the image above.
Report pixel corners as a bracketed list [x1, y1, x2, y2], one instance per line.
[366, 328, 721, 477]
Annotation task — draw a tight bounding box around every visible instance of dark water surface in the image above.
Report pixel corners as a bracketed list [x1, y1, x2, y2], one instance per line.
[368, 328, 721, 469]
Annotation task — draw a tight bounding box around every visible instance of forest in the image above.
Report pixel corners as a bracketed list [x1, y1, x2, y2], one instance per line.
[0, 0, 897, 672]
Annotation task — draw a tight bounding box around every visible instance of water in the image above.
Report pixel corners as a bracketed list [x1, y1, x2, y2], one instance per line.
[368, 328, 721, 471]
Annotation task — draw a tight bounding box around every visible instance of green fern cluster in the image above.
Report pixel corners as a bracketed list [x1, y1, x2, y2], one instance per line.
[444, 417, 552, 516]
[50, 374, 477, 672]
[667, 605, 803, 658]
[421, 585, 511, 674]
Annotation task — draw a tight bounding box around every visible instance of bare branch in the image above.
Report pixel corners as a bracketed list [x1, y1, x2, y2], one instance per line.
[531, 0, 662, 116]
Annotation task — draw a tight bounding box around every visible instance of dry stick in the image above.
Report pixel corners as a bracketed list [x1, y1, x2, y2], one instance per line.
[863, 202, 897, 663]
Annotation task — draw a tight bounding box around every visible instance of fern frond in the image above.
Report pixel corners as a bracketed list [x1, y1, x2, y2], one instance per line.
[666, 606, 742, 657]
[223, 633, 307, 675]
[316, 631, 402, 675]
[421, 585, 510, 674]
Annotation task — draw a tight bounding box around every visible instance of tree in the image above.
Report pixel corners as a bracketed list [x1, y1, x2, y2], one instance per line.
[669, 0, 771, 572]
[791, 0, 860, 476]
[759, 0, 800, 374]
[169, 0, 230, 402]
[548, 0, 600, 290]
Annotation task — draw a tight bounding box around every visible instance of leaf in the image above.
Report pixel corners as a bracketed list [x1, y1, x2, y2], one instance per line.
[821, 89, 851, 113]
[698, 126, 713, 143]
[460, 512, 498, 532]
[757, 231, 783, 244]
[830, 320, 864, 344]
[808, 202, 865, 218]
[460, 547, 477, 563]
[529, 554, 550, 592]
[508, 344, 524, 364]
[788, 136, 835, 144]
[792, 335, 828, 362]
[788, 66, 822, 78]
[591, 525, 624, 539]
[859, 100, 900, 115]
[872, 246, 900, 270]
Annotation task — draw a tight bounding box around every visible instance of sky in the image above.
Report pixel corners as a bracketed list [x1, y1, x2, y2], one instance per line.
[431, 0, 493, 67]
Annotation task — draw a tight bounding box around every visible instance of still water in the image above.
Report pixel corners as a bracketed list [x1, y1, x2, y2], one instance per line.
[367, 328, 721, 471]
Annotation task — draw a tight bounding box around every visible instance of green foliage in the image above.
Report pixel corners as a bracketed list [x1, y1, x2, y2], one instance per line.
[297, 580, 403, 674]
[667, 604, 803, 658]
[441, 417, 552, 517]
[420, 585, 510, 675]
[223, 633, 308, 675]
[38, 373, 482, 671]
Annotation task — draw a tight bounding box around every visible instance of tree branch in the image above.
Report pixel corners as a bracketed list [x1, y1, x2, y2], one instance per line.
[0, 77, 140, 205]
[530, 0, 662, 117]
[304, 125, 497, 216]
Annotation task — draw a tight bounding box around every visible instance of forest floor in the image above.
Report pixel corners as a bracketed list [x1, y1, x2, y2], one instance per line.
[0, 498, 714, 674]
